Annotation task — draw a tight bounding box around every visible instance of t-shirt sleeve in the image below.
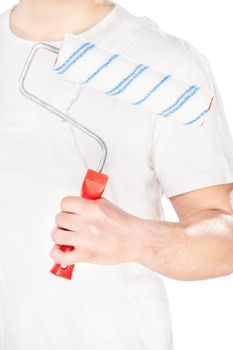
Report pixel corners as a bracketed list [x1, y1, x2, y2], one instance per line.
[151, 43, 233, 198]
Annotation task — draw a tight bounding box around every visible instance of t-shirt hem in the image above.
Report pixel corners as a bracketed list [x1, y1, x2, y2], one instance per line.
[163, 167, 233, 198]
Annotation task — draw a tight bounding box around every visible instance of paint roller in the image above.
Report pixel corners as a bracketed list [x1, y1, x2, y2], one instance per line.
[53, 32, 214, 126]
[19, 33, 214, 280]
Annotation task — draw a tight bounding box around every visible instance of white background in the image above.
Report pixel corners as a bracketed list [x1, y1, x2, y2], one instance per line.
[0, 1, 233, 349]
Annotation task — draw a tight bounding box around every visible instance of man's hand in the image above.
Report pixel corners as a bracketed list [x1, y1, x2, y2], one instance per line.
[50, 185, 233, 281]
[50, 196, 144, 266]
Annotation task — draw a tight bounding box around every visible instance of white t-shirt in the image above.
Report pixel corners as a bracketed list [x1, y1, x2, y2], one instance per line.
[0, 3, 233, 350]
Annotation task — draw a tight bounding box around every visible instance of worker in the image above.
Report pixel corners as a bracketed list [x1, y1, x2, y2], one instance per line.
[0, 0, 233, 349]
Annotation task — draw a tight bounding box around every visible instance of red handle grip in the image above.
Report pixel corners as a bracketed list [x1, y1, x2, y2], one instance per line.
[50, 169, 108, 280]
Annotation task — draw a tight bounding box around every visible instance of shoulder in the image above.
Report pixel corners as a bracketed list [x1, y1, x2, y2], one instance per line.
[120, 8, 212, 89]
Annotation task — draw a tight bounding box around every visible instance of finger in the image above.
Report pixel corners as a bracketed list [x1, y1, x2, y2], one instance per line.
[60, 196, 95, 214]
[50, 244, 79, 265]
[50, 244, 90, 265]
[55, 212, 86, 231]
[51, 227, 85, 246]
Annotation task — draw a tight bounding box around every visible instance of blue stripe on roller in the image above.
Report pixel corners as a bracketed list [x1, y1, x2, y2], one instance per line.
[54, 43, 96, 74]
[183, 108, 208, 125]
[106, 64, 146, 95]
[54, 42, 92, 72]
[160, 85, 200, 117]
[133, 74, 171, 105]
[108, 65, 149, 96]
[159, 85, 197, 116]
[82, 54, 119, 84]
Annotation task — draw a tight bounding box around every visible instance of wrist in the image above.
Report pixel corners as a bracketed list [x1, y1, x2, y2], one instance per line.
[131, 218, 181, 271]
[129, 217, 160, 266]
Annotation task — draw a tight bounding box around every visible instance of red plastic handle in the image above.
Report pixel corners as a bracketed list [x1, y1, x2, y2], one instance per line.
[50, 169, 108, 280]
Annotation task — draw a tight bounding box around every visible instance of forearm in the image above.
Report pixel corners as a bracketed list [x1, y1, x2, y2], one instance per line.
[136, 209, 233, 281]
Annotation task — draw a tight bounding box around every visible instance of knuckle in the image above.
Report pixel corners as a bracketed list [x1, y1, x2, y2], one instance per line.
[56, 212, 70, 229]
[55, 212, 63, 226]
[60, 196, 72, 210]
[50, 246, 58, 261]
[52, 228, 63, 244]
[88, 224, 98, 236]
[50, 247, 65, 265]
[50, 227, 57, 240]
[49, 248, 54, 259]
